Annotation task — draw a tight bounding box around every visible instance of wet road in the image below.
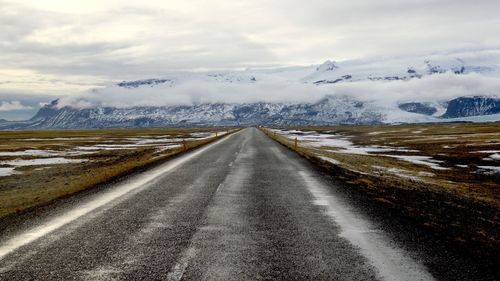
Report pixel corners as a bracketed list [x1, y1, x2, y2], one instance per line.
[0, 128, 436, 280]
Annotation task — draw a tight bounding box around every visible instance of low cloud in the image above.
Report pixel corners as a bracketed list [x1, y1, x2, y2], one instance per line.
[329, 73, 500, 106]
[0, 100, 33, 111]
[58, 73, 500, 109]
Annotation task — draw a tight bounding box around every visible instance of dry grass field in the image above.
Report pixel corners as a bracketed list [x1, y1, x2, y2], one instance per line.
[262, 123, 500, 256]
[0, 128, 235, 218]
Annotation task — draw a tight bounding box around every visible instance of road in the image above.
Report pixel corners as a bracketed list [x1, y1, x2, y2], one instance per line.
[0, 128, 442, 280]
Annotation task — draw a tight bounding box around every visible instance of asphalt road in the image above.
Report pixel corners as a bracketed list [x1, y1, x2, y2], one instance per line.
[0, 128, 471, 280]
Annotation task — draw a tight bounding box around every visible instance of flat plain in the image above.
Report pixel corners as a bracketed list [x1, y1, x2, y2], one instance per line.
[0, 127, 498, 280]
[0, 128, 232, 218]
[263, 123, 500, 260]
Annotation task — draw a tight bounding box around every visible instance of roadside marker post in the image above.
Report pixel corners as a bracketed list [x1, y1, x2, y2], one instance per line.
[182, 139, 187, 152]
[294, 137, 298, 150]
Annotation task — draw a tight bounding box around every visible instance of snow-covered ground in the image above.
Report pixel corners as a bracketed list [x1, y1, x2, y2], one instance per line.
[483, 153, 500, 161]
[372, 166, 429, 181]
[477, 166, 500, 174]
[271, 129, 416, 155]
[426, 113, 500, 123]
[0, 158, 87, 167]
[0, 167, 18, 177]
[0, 131, 227, 177]
[0, 150, 62, 157]
[381, 155, 449, 170]
[271, 127, 500, 179]
[271, 128, 451, 172]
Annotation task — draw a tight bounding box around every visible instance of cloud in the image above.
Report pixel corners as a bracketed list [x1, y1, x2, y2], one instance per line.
[328, 73, 500, 107]
[1, 0, 500, 97]
[0, 92, 56, 120]
[0, 100, 33, 111]
[58, 73, 500, 110]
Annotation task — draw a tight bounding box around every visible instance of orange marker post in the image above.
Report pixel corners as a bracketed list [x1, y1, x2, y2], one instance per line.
[182, 139, 187, 152]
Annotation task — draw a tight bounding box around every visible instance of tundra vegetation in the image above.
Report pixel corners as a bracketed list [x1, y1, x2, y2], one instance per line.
[262, 123, 499, 259]
[0, 128, 234, 218]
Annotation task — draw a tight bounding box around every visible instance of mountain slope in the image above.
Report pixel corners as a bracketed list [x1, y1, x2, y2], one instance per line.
[3, 94, 499, 129]
[11, 97, 383, 129]
[442, 96, 500, 118]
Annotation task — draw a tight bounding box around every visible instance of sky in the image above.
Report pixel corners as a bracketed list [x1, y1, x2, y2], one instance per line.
[1, 0, 500, 119]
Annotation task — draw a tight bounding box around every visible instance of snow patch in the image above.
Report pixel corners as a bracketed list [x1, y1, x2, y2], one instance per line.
[383, 155, 449, 170]
[0, 150, 62, 157]
[372, 165, 429, 181]
[477, 166, 500, 174]
[0, 167, 18, 177]
[0, 158, 87, 167]
[275, 129, 416, 155]
[484, 153, 500, 161]
[317, 156, 341, 165]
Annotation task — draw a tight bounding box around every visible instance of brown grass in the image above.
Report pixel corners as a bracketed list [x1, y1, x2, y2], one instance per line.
[261, 123, 500, 255]
[0, 128, 237, 218]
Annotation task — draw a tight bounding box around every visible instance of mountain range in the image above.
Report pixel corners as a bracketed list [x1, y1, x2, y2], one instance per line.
[2, 51, 500, 129]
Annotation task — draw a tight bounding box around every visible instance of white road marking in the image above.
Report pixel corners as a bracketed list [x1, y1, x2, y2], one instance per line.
[166, 137, 254, 280]
[166, 247, 196, 281]
[299, 171, 435, 281]
[267, 141, 435, 281]
[215, 183, 224, 193]
[0, 131, 241, 261]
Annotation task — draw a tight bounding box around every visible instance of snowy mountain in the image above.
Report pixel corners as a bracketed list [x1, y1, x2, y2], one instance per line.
[2, 50, 500, 129]
[398, 102, 438, 116]
[442, 96, 500, 118]
[12, 96, 382, 129]
[2, 95, 497, 129]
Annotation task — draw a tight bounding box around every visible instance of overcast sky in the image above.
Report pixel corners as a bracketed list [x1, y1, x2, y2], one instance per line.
[1, 0, 500, 119]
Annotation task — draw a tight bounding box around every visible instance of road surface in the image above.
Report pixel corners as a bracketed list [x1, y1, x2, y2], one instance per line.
[0, 128, 464, 280]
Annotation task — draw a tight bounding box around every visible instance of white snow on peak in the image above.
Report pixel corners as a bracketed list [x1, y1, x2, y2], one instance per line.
[316, 60, 338, 72]
[50, 49, 500, 125]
